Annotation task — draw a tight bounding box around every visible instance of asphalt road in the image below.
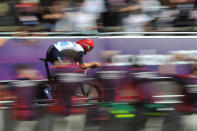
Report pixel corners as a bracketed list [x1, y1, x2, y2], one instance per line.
[0, 109, 197, 131]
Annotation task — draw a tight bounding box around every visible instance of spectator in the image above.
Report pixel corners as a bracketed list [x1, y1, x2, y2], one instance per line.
[80, 0, 107, 30]
[14, 64, 44, 80]
[122, 7, 152, 33]
[139, 0, 161, 19]
[102, 0, 128, 31]
[41, 0, 67, 31]
[55, 0, 103, 32]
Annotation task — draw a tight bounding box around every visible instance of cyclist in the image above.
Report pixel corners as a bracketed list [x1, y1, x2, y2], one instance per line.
[46, 38, 101, 68]
[43, 39, 101, 131]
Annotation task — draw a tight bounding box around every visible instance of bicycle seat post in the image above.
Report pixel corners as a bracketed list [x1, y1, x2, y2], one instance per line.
[39, 58, 52, 82]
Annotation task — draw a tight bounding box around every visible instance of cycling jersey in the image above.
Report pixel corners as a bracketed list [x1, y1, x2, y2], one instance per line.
[46, 41, 84, 64]
[54, 41, 84, 52]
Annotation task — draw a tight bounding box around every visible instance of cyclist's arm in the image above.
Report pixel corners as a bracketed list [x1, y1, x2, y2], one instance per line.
[76, 62, 101, 69]
[75, 51, 101, 69]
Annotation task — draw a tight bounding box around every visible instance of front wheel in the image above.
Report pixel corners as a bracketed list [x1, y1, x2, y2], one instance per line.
[75, 81, 103, 103]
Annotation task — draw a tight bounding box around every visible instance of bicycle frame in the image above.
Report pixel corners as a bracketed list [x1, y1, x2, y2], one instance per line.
[39, 58, 102, 101]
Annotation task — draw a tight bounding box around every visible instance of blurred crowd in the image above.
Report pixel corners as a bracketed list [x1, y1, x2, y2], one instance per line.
[1, 0, 197, 33]
[2, 52, 197, 131]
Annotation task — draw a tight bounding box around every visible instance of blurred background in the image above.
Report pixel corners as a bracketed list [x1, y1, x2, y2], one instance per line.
[1, 0, 197, 35]
[2, 0, 197, 130]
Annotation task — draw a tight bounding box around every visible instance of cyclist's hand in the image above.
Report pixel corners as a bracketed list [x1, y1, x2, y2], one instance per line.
[81, 62, 101, 69]
[92, 62, 101, 67]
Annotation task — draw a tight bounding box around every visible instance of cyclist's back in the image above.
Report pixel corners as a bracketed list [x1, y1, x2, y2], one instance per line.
[46, 41, 84, 65]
